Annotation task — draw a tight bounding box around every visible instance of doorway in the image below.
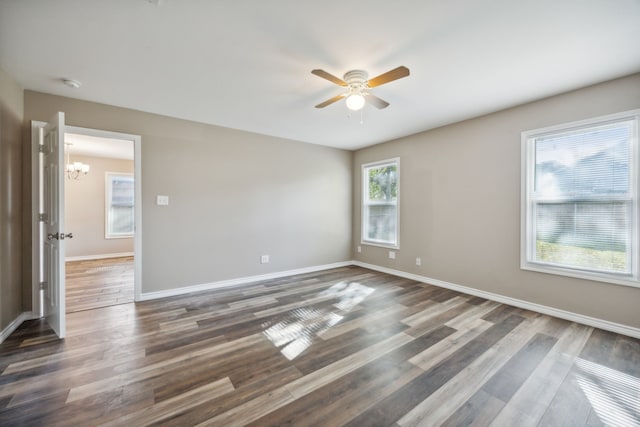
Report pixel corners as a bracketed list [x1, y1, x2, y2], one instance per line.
[63, 132, 135, 313]
[31, 119, 142, 336]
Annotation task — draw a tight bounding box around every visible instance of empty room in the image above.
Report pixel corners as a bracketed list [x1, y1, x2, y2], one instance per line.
[0, 1, 639, 426]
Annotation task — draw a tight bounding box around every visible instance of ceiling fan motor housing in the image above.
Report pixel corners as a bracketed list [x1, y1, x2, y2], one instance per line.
[344, 70, 369, 93]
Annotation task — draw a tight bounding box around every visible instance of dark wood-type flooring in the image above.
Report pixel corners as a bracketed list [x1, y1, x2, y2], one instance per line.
[66, 257, 134, 313]
[1, 266, 639, 426]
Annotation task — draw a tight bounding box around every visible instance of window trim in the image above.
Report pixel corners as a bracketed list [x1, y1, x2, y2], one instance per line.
[520, 109, 640, 288]
[105, 172, 135, 239]
[361, 157, 400, 249]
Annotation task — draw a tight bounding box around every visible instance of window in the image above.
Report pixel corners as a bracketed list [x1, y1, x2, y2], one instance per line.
[106, 172, 134, 238]
[521, 110, 640, 286]
[362, 158, 399, 248]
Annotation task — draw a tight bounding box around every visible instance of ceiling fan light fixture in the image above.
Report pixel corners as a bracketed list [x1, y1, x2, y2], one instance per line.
[346, 93, 365, 111]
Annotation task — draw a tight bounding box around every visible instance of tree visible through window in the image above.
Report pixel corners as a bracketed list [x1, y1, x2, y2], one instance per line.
[522, 110, 639, 286]
[106, 173, 134, 238]
[362, 158, 399, 248]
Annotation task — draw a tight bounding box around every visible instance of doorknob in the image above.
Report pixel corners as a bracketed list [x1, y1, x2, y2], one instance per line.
[47, 232, 73, 240]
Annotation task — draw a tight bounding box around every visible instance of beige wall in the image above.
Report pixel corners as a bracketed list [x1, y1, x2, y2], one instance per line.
[24, 91, 352, 296]
[0, 67, 24, 331]
[65, 155, 134, 258]
[353, 73, 640, 329]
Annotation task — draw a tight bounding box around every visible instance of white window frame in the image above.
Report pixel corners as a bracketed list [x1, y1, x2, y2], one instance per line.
[105, 172, 135, 239]
[521, 109, 640, 288]
[361, 158, 400, 249]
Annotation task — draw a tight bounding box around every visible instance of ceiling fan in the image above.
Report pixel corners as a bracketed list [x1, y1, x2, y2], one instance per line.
[311, 66, 410, 111]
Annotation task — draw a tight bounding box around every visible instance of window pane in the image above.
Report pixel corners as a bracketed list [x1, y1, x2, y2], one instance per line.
[107, 174, 134, 237]
[109, 206, 134, 235]
[535, 202, 629, 273]
[523, 111, 639, 285]
[368, 165, 397, 201]
[534, 121, 632, 198]
[366, 205, 397, 243]
[111, 177, 134, 207]
[363, 159, 399, 247]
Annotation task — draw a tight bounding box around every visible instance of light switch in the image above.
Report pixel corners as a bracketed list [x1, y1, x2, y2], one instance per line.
[156, 195, 169, 206]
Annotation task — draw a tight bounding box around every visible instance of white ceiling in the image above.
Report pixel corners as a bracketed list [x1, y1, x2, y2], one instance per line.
[65, 133, 134, 160]
[1, 0, 639, 151]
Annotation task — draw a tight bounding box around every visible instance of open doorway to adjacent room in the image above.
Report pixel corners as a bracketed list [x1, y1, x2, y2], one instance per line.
[63, 132, 135, 313]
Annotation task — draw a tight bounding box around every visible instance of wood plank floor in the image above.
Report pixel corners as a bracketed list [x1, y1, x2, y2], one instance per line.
[66, 257, 134, 313]
[1, 266, 639, 426]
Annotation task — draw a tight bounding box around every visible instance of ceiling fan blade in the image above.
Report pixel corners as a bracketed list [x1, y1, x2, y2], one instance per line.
[311, 69, 347, 86]
[315, 94, 346, 108]
[367, 66, 410, 88]
[365, 94, 390, 109]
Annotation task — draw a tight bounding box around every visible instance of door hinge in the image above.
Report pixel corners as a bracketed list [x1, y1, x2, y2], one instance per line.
[39, 213, 48, 222]
[38, 144, 47, 154]
[39, 281, 46, 290]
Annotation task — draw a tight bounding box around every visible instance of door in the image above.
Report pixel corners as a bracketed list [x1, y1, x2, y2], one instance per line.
[42, 112, 66, 338]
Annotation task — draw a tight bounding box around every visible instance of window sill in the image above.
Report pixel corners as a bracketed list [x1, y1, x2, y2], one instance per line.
[105, 235, 134, 240]
[361, 240, 399, 250]
[521, 262, 639, 289]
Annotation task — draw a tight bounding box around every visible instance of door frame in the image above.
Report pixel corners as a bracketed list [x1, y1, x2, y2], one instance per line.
[31, 122, 143, 316]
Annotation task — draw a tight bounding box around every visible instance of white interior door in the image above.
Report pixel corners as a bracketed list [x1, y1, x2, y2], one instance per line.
[42, 112, 66, 338]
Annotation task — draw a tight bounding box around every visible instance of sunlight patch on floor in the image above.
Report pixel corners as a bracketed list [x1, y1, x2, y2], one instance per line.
[574, 357, 640, 426]
[262, 281, 375, 360]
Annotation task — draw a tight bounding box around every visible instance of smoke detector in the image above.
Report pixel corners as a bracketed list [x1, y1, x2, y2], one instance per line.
[62, 79, 82, 89]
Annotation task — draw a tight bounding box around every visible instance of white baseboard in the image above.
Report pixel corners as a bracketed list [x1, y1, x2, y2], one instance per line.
[3, 260, 636, 341]
[0, 312, 38, 344]
[139, 261, 353, 301]
[66, 252, 134, 262]
[111, 256, 640, 339]
[353, 261, 640, 339]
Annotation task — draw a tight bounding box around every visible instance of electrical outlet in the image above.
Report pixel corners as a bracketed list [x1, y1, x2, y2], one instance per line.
[357, 246, 362, 253]
[416, 257, 422, 266]
[389, 251, 396, 259]
[260, 255, 269, 264]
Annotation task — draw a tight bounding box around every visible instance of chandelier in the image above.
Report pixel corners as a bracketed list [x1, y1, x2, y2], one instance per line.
[65, 143, 90, 180]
